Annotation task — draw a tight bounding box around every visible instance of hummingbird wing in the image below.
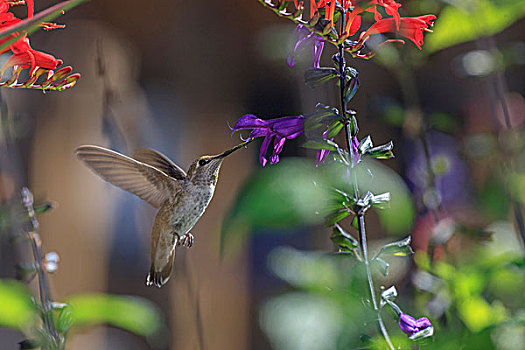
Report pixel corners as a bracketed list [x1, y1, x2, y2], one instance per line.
[132, 148, 187, 180]
[75, 145, 180, 208]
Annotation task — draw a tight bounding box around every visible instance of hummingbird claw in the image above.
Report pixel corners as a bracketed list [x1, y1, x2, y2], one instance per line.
[179, 233, 194, 248]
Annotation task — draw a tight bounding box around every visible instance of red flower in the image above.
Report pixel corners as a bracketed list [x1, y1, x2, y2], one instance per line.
[0, 0, 64, 76]
[2, 36, 62, 75]
[361, 15, 437, 49]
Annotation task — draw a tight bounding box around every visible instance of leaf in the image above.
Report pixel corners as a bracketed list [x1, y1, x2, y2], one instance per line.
[303, 104, 341, 134]
[304, 67, 338, 87]
[381, 286, 398, 302]
[344, 77, 359, 103]
[371, 192, 391, 209]
[0, 280, 36, 330]
[358, 135, 373, 154]
[364, 141, 394, 160]
[356, 191, 374, 208]
[345, 66, 358, 77]
[376, 236, 414, 257]
[330, 224, 358, 250]
[66, 294, 162, 337]
[426, 0, 525, 53]
[325, 120, 344, 139]
[325, 160, 415, 235]
[0, 0, 89, 53]
[324, 210, 350, 226]
[302, 139, 339, 151]
[372, 257, 390, 276]
[56, 307, 73, 334]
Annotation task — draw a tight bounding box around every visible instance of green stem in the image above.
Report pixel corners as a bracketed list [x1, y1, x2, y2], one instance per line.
[22, 188, 63, 349]
[357, 212, 395, 350]
[337, 33, 394, 349]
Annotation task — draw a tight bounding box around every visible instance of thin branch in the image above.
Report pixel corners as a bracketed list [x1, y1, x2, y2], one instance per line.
[21, 187, 62, 350]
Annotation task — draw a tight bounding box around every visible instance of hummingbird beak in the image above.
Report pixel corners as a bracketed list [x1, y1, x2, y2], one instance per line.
[211, 138, 254, 160]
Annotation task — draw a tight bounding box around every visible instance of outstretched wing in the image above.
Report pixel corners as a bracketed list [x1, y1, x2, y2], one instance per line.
[75, 145, 180, 208]
[133, 148, 187, 181]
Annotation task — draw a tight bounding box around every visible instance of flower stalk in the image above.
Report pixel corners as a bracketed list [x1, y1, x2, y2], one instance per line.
[21, 187, 63, 350]
[338, 25, 394, 345]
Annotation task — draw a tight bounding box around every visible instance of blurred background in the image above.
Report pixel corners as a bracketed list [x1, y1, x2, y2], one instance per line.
[0, 0, 524, 349]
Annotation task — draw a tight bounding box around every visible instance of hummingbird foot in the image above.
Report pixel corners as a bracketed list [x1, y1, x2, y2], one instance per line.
[179, 232, 194, 248]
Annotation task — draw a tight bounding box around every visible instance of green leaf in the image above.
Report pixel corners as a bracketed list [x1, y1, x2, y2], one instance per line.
[330, 224, 358, 250]
[0, 0, 89, 53]
[372, 257, 390, 276]
[66, 294, 162, 337]
[303, 104, 341, 134]
[364, 141, 394, 160]
[344, 77, 359, 103]
[326, 160, 415, 235]
[376, 236, 414, 257]
[56, 307, 73, 334]
[325, 120, 344, 139]
[304, 67, 338, 87]
[371, 192, 391, 209]
[351, 216, 359, 230]
[358, 135, 373, 154]
[324, 210, 350, 226]
[302, 139, 339, 151]
[0, 280, 36, 330]
[426, 0, 525, 53]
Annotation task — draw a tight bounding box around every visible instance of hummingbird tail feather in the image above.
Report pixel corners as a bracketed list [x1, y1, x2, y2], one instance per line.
[146, 249, 175, 288]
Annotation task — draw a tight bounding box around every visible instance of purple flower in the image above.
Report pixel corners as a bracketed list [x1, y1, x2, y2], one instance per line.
[287, 24, 325, 68]
[398, 313, 433, 337]
[232, 114, 304, 166]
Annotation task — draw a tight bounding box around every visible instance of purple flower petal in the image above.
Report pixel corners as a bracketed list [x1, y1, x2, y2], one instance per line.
[316, 148, 330, 167]
[287, 25, 324, 68]
[399, 314, 418, 335]
[312, 39, 324, 68]
[233, 114, 268, 130]
[416, 317, 432, 330]
[259, 135, 273, 167]
[272, 135, 286, 159]
[270, 116, 305, 138]
[398, 313, 433, 337]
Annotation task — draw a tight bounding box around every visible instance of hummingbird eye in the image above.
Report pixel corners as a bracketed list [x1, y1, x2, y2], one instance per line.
[198, 159, 207, 166]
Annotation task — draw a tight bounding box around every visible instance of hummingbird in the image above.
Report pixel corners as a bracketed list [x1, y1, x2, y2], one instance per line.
[75, 142, 248, 288]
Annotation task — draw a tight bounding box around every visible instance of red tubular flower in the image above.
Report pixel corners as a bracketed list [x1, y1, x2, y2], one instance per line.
[361, 15, 437, 49]
[1, 36, 62, 75]
[0, 0, 65, 77]
[368, 0, 401, 29]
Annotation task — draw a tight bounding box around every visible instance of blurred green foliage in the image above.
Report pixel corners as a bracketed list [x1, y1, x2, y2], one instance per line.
[221, 158, 415, 252]
[0, 280, 36, 330]
[426, 0, 525, 53]
[260, 246, 381, 349]
[0, 282, 162, 346]
[63, 294, 162, 337]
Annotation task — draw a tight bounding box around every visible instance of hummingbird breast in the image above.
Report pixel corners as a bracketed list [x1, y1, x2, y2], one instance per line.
[168, 182, 216, 234]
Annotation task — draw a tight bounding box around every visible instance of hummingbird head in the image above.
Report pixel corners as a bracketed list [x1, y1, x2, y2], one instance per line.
[187, 142, 247, 185]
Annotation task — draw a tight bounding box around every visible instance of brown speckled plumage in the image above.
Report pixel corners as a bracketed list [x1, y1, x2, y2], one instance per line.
[75, 143, 245, 288]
